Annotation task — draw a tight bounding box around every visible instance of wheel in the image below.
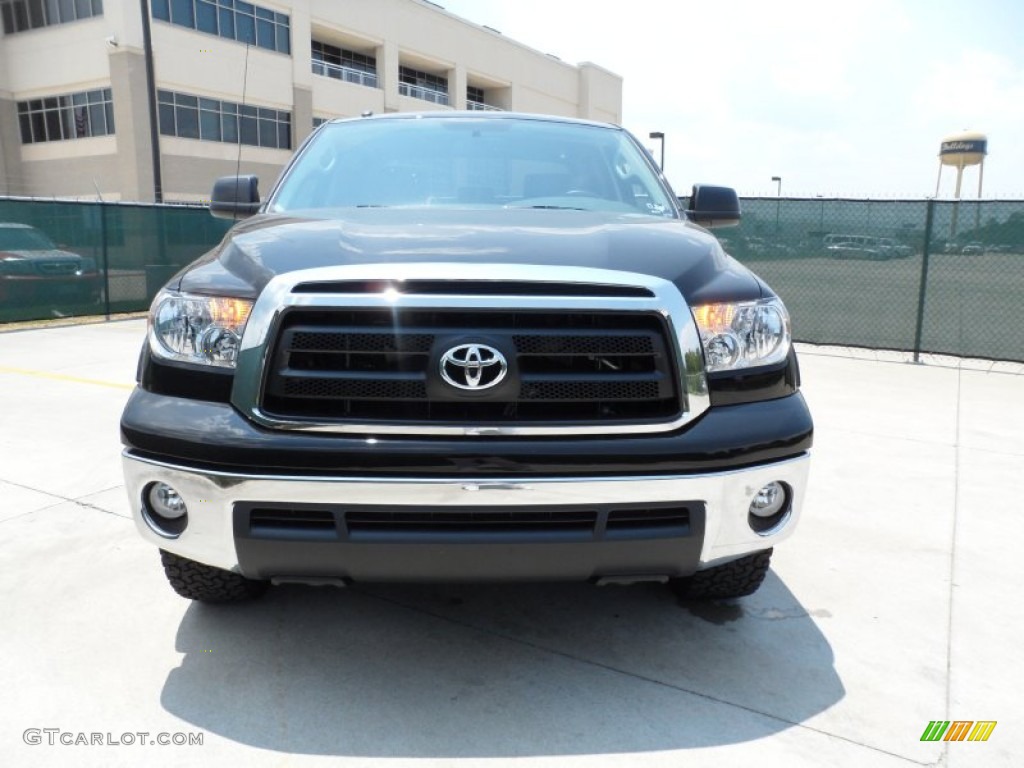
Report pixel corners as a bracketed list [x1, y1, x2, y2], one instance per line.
[670, 549, 773, 600]
[159, 550, 268, 603]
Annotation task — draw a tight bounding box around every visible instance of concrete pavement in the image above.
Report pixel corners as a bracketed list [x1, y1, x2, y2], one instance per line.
[1, 320, 1021, 767]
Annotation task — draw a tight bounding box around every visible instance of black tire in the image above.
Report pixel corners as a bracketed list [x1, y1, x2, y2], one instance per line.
[159, 550, 268, 603]
[670, 549, 772, 600]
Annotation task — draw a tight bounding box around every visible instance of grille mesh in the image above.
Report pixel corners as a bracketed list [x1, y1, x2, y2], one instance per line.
[290, 332, 434, 353]
[513, 334, 654, 355]
[282, 377, 428, 400]
[346, 508, 599, 533]
[521, 380, 660, 401]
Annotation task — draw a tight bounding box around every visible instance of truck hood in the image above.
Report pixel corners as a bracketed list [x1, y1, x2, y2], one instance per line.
[178, 208, 763, 304]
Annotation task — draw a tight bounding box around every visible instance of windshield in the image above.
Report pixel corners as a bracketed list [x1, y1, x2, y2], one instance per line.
[0, 226, 55, 251]
[269, 117, 676, 218]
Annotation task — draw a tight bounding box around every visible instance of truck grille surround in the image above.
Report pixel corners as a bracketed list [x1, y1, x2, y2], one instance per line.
[230, 265, 710, 436]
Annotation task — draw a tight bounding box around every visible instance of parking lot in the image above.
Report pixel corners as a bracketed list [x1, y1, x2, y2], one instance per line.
[1, 319, 1021, 767]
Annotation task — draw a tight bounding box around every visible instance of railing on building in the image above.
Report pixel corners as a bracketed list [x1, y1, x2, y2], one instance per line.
[467, 100, 502, 112]
[311, 60, 379, 89]
[399, 83, 449, 105]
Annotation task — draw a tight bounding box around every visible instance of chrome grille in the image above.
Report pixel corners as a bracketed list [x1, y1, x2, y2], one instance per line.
[261, 308, 679, 425]
[37, 260, 80, 275]
[230, 263, 710, 436]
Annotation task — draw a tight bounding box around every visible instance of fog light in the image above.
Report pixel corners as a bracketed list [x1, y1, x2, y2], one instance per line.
[143, 482, 188, 538]
[748, 481, 791, 535]
[149, 483, 187, 519]
[750, 481, 786, 518]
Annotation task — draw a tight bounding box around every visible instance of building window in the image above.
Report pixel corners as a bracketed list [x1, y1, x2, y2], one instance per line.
[399, 65, 448, 105]
[466, 86, 500, 111]
[150, 0, 290, 54]
[312, 117, 328, 128]
[311, 40, 378, 88]
[158, 89, 291, 150]
[17, 88, 114, 144]
[1, 0, 103, 34]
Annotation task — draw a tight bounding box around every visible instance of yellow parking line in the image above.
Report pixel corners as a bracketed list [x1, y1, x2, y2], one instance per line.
[0, 365, 134, 391]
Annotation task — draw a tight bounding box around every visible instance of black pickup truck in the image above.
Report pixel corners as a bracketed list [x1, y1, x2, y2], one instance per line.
[121, 113, 812, 603]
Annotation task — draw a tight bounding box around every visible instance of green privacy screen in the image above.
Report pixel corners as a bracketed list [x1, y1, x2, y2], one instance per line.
[1, 196, 1021, 362]
[718, 198, 1023, 361]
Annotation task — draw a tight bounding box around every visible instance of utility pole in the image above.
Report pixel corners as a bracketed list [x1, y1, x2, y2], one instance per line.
[140, 0, 163, 202]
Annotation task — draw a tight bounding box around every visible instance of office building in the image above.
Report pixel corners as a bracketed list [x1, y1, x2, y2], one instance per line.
[0, 0, 622, 201]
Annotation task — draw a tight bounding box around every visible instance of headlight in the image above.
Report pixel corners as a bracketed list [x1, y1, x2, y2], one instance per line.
[149, 290, 253, 368]
[0, 256, 33, 275]
[692, 297, 791, 372]
[78, 256, 98, 273]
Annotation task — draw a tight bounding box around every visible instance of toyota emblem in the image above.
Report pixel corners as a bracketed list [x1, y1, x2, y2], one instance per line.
[439, 344, 508, 391]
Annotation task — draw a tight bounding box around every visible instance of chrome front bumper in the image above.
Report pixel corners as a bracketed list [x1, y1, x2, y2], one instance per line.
[123, 451, 810, 581]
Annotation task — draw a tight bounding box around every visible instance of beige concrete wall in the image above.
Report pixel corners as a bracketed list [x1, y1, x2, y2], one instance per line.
[310, 76, 386, 122]
[18, 144, 121, 199]
[293, 85, 314, 146]
[0, 16, 111, 96]
[288, 2, 315, 90]
[0, 98, 25, 196]
[159, 138, 291, 203]
[578, 63, 623, 125]
[150, 24, 293, 110]
[108, 49, 157, 202]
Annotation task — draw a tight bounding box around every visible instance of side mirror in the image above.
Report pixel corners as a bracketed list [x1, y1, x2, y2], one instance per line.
[685, 184, 741, 228]
[210, 175, 261, 220]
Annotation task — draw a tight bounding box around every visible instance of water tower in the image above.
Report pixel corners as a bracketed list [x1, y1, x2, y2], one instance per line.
[935, 130, 987, 238]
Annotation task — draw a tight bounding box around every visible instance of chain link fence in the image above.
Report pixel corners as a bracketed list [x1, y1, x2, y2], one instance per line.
[0, 198, 230, 324]
[699, 197, 1024, 362]
[1, 196, 1022, 361]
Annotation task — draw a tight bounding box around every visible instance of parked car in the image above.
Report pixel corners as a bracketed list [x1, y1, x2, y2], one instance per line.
[961, 243, 983, 255]
[121, 113, 812, 603]
[823, 234, 910, 260]
[0, 223, 101, 305]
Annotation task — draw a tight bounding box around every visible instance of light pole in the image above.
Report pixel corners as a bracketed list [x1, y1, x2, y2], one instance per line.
[649, 131, 665, 172]
[771, 176, 782, 232]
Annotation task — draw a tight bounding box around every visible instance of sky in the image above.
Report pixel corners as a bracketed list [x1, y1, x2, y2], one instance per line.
[437, 0, 1024, 198]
